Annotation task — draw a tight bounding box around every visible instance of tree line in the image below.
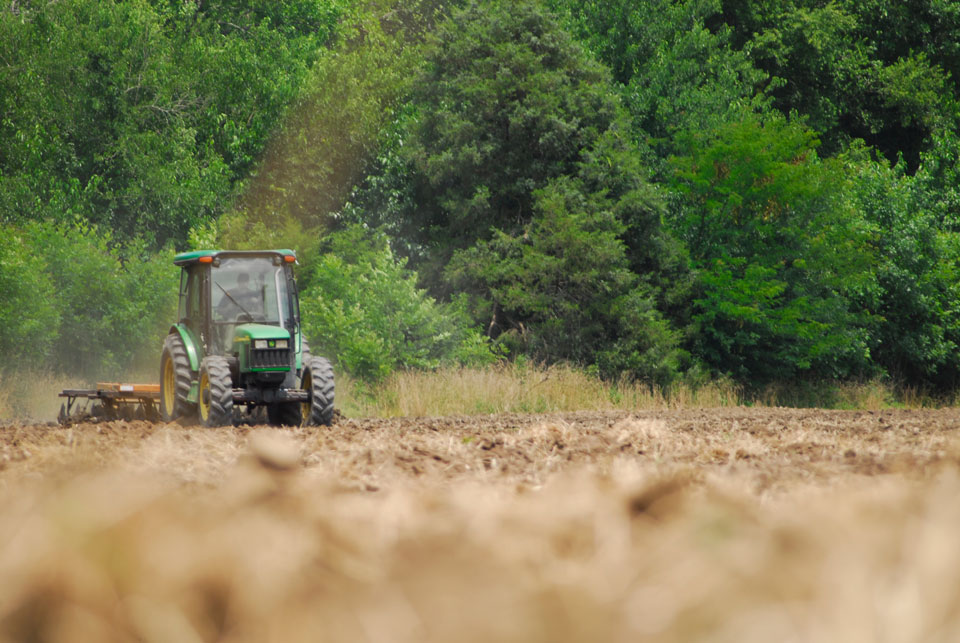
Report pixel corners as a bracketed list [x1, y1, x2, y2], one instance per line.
[2, 0, 960, 392]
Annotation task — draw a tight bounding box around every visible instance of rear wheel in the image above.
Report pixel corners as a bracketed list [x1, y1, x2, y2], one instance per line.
[301, 356, 335, 426]
[198, 356, 234, 427]
[160, 333, 195, 422]
[267, 402, 302, 427]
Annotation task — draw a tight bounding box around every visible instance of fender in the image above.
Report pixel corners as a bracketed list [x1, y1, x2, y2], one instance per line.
[169, 324, 201, 372]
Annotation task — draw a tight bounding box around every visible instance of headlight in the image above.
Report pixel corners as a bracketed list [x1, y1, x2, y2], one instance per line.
[275, 339, 288, 349]
[254, 340, 268, 350]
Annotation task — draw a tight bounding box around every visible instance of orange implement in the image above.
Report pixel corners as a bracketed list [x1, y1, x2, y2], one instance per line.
[59, 382, 161, 424]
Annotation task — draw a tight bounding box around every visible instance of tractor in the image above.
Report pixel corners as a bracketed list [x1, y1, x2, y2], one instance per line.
[159, 249, 334, 427]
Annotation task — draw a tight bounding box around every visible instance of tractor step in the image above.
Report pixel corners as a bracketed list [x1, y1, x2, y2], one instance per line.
[59, 382, 161, 424]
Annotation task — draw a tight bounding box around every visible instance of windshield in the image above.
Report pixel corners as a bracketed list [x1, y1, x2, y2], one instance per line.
[211, 257, 288, 325]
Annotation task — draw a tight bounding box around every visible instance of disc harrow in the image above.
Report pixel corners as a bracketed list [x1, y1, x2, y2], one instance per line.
[59, 383, 161, 424]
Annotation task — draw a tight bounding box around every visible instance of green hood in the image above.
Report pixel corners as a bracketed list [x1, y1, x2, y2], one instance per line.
[232, 323, 291, 344]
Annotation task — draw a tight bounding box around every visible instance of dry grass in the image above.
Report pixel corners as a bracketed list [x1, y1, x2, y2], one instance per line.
[2, 408, 960, 642]
[338, 364, 744, 417]
[0, 365, 161, 424]
[339, 365, 941, 418]
[0, 371, 86, 422]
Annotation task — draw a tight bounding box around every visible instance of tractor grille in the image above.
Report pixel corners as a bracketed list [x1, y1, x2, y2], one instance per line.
[250, 347, 291, 369]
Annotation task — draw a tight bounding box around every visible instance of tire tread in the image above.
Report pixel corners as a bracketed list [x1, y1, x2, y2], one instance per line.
[201, 356, 234, 427]
[161, 333, 195, 421]
[303, 356, 335, 426]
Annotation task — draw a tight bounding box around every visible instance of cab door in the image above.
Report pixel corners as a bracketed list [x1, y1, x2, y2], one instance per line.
[181, 265, 211, 354]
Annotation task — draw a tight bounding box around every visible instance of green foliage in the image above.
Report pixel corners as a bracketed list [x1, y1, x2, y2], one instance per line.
[912, 130, 960, 232]
[399, 0, 624, 253]
[718, 0, 960, 165]
[669, 112, 875, 381]
[848, 144, 960, 386]
[350, 0, 685, 382]
[0, 231, 60, 366]
[447, 177, 682, 384]
[4, 0, 960, 394]
[300, 226, 495, 380]
[0, 0, 345, 247]
[548, 0, 769, 165]
[235, 6, 425, 227]
[19, 221, 177, 376]
[839, 0, 960, 95]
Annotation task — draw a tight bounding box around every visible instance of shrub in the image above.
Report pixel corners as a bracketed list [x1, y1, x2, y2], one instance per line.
[300, 225, 496, 380]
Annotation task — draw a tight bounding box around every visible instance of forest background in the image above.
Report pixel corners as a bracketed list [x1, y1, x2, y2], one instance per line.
[2, 0, 960, 403]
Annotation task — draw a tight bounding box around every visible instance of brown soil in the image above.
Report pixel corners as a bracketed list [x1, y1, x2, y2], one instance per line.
[2, 408, 960, 642]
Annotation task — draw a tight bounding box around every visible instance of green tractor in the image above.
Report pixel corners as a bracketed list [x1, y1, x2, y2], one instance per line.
[159, 249, 334, 427]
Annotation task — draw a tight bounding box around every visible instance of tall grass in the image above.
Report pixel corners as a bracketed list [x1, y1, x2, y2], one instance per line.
[338, 365, 944, 417]
[0, 371, 86, 422]
[337, 363, 744, 417]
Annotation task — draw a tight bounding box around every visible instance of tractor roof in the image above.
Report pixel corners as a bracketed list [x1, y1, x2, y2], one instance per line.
[173, 249, 297, 267]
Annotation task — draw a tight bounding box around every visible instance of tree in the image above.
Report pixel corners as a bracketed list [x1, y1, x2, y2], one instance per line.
[717, 0, 960, 167]
[669, 112, 875, 381]
[849, 139, 960, 387]
[22, 221, 177, 376]
[355, 0, 684, 381]
[399, 0, 627, 257]
[0, 229, 60, 367]
[0, 0, 344, 247]
[547, 0, 769, 167]
[446, 177, 682, 383]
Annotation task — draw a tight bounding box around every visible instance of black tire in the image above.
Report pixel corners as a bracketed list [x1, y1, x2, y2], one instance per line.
[198, 356, 234, 427]
[160, 333, 196, 422]
[299, 336, 311, 371]
[301, 356, 335, 426]
[267, 402, 303, 427]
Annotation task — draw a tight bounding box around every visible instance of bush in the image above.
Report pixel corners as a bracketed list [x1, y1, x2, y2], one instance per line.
[300, 225, 496, 380]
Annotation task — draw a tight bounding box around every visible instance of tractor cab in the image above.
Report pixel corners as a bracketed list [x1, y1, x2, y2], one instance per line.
[159, 249, 334, 427]
[175, 250, 301, 365]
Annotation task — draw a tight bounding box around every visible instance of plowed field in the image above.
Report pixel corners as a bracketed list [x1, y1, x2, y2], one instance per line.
[2, 408, 960, 642]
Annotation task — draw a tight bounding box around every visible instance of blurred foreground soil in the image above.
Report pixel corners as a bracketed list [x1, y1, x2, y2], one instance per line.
[2, 408, 960, 642]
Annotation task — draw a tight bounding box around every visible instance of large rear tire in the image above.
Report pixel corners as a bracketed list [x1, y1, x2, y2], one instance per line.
[301, 356, 335, 426]
[198, 356, 234, 427]
[160, 333, 195, 422]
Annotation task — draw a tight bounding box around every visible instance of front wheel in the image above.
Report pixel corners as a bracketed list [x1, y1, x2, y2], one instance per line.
[198, 356, 234, 427]
[301, 356, 335, 426]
